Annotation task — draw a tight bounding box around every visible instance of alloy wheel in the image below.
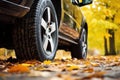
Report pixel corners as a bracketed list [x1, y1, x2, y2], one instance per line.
[41, 7, 57, 56]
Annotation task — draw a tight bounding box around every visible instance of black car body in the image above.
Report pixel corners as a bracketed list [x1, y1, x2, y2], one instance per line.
[0, 0, 92, 61]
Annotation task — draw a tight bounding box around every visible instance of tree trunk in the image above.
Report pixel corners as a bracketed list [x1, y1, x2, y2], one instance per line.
[104, 36, 109, 55]
[108, 29, 116, 55]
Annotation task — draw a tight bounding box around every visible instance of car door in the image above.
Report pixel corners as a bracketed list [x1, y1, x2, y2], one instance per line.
[59, 0, 84, 43]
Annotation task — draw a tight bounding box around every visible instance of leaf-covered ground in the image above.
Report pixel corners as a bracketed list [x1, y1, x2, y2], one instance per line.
[0, 50, 120, 80]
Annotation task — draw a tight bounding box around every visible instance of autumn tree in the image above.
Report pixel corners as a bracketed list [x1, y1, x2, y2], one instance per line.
[97, 0, 120, 55]
[82, 0, 120, 55]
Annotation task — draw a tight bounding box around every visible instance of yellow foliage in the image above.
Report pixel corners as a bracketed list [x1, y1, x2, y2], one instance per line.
[104, 32, 112, 39]
[114, 10, 120, 24]
[81, 0, 120, 55]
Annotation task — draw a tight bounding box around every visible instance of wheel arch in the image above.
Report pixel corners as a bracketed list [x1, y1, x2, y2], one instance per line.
[25, 0, 62, 27]
[51, 0, 61, 27]
[81, 17, 88, 36]
[25, 0, 34, 7]
[84, 22, 88, 35]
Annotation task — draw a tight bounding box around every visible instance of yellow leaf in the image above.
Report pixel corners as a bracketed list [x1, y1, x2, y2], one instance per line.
[91, 62, 100, 67]
[84, 61, 91, 66]
[43, 60, 52, 65]
[34, 66, 45, 71]
[21, 63, 33, 67]
[67, 64, 80, 71]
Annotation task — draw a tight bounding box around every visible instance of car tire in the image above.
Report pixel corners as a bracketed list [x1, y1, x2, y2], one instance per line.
[13, 0, 58, 61]
[70, 28, 87, 59]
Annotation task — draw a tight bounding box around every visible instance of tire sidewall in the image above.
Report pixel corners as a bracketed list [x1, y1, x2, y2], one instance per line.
[35, 0, 58, 61]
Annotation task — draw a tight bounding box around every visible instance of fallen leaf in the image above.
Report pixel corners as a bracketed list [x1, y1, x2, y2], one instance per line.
[91, 62, 100, 67]
[43, 60, 52, 65]
[83, 67, 94, 73]
[8, 64, 30, 73]
[34, 66, 45, 71]
[21, 63, 33, 67]
[82, 71, 105, 79]
[67, 64, 80, 71]
[84, 61, 91, 66]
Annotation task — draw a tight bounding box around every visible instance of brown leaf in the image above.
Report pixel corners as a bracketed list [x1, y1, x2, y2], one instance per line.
[82, 71, 105, 79]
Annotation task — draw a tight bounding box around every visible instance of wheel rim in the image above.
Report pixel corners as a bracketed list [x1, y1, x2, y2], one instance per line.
[81, 29, 87, 58]
[41, 7, 57, 56]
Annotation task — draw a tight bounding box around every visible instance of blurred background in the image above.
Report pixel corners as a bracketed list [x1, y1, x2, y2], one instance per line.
[0, 0, 120, 59]
[81, 0, 120, 56]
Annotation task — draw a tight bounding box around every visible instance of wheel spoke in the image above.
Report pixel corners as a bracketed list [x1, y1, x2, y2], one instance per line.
[41, 18, 47, 30]
[43, 35, 49, 51]
[50, 22, 56, 33]
[82, 41, 87, 56]
[83, 44, 87, 53]
[82, 45, 87, 57]
[82, 29, 87, 55]
[49, 36, 54, 52]
[47, 7, 51, 23]
[83, 35, 86, 42]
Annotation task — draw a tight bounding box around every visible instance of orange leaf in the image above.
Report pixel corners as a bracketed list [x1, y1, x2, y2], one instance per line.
[8, 64, 30, 73]
[84, 61, 91, 66]
[83, 67, 94, 73]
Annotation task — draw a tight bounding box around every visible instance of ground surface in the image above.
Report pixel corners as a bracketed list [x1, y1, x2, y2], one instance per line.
[0, 50, 120, 80]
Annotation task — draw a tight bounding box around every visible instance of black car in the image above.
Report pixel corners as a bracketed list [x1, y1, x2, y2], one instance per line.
[0, 0, 92, 61]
